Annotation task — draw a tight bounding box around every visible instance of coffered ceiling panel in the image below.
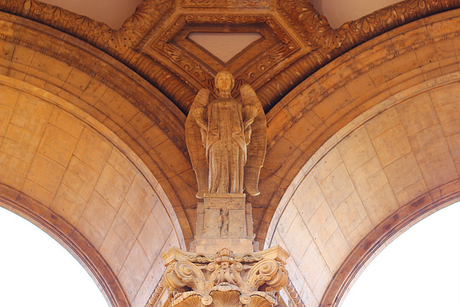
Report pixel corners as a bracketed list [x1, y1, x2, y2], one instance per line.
[187, 32, 262, 63]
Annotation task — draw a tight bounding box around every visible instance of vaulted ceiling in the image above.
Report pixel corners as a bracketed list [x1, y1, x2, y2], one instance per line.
[3, 4, 460, 306]
[8, 0, 450, 115]
[40, 0, 401, 31]
[2, 0, 460, 248]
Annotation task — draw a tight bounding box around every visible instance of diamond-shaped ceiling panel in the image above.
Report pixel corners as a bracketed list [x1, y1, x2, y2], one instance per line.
[144, 19, 300, 99]
[187, 32, 262, 63]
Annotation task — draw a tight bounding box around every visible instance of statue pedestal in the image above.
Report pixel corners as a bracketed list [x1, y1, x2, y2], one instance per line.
[191, 237, 255, 254]
[191, 193, 257, 254]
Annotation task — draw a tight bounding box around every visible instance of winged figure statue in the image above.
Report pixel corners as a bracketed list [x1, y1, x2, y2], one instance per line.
[185, 71, 267, 198]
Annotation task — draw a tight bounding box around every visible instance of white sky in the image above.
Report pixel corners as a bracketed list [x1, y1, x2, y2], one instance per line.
[0, 207, 108, 307]
[0, 202, 458, 307]
[341, 202, 460, 307]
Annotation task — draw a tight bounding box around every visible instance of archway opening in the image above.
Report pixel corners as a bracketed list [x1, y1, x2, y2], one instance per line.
[0, 206, 109, 307]
[341, 202, 460, 307]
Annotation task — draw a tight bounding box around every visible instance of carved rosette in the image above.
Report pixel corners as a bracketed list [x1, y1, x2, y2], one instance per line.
[162, 247, 289, 307]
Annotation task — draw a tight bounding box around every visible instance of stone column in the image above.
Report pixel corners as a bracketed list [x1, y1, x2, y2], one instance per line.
[159, 71, 289, 307]
[159, 194, 290, 307]
[162, 246, 289, 307]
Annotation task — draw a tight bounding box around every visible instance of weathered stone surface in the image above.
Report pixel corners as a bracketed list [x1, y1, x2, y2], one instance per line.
[186, 71, 266, 198]
[162, 247, 289, 307]
[192, 194, 255, 254]
[4, 3, 460, 307]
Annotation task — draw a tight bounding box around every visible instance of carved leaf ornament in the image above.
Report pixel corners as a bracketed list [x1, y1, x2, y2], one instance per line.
[162, 247, 288, 307]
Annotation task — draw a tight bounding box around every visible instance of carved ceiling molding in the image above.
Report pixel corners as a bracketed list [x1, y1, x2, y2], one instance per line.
[1, 0, 458, 114]
[280, 0, 460, 53]
[142, 13, 301, 101]
[181, 0, 269, 9]
[257, 0, 460, 108]
[0, 0, 172, 53]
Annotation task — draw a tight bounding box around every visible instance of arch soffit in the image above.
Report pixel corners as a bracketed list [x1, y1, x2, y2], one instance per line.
[3, 4, 460, 248]
[320, 188, 460, 307]
[0, 73, 185, 247]
[0, 62, 186, 305]
[257, 7, 460, 245]
[0, 12, 197, 244]
[263, 33, 460, 307]
[0, 184, 130, 307]
[264, 72, 460, 307]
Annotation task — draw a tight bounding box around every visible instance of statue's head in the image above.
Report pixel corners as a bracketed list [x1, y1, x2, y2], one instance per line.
[215, 71, 234, 95]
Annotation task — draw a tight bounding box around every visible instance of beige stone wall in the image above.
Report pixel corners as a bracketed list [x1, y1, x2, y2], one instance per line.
[267, 75, 460, 307]
[0, 13, 197, 247]
[0, 77, 183, 307]
[2, 6, 460, 307]
[256, 8, 460, 247]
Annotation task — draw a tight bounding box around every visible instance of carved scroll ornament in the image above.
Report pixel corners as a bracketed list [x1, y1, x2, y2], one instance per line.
[162, 247, 288, 307]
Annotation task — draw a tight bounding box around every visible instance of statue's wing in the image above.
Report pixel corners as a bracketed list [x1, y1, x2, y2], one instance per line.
[240, 84, 267, 196]
[185, 88, 210, 198]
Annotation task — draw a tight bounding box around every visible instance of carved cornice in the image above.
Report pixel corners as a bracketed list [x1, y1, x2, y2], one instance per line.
[1, 0, 459, 114]
[276, 0, 342, 53]
[182, 0, 269, 9]
[278, 0, 460, 54]
[0, 0, 172, 53]
[342, 0, 459, 45]
[257, 0, 460, 108]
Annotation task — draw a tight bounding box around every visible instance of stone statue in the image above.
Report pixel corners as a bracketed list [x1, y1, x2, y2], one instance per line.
[186, 71, 267, 198]
[217, 207, 229, 237]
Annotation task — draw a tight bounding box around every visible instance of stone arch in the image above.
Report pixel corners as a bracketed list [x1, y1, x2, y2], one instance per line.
[265, 73, 460, 307]
[0, 12, 197, 246]
[320, 191, 460, 307]
[257, 7, 460, 246]
[0, 184, 129, 307]
[0, 76, 184, 306]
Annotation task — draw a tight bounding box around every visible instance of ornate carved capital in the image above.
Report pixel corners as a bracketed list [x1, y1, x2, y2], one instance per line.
[162, 246, 289, 307]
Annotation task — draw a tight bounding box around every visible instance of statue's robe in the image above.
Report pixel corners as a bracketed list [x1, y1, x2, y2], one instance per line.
[206, 98, 247, 194]
[185, 82, 266, 199]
